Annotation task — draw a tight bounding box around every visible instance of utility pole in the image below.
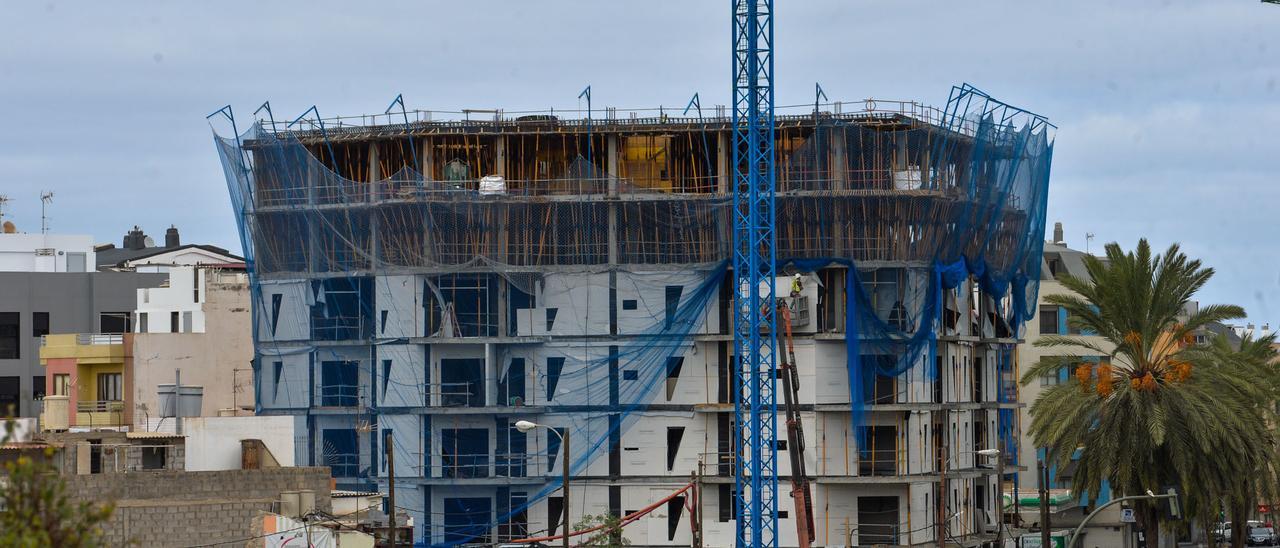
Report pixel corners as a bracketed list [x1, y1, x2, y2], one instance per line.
[174, 369, 183, 435]
[995, 451, 1005, 547]
[1039, 458, 1051, 548]
[386, 429, 396, 548]
[938, 438, 947, 547]
[561, 429, 570, 548]
[691, 469, 703, 548]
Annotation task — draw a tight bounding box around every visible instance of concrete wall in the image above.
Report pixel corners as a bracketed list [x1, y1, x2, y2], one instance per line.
[0, 271, 166, 417]
[182, 416, 296, 471]
[135, 267, 206, 333]
[132, 281, 252, 425]
[64, 467, 332, 547]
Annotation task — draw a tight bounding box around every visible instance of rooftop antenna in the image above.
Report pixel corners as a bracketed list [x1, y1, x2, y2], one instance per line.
[1086, 232, 1095, 254]
[40, 191, 54, 234]
[0, 195, 9, 224]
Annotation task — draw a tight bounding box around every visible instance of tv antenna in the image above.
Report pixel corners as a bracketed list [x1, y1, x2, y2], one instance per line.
[1086, 232, 1095, 254]
[0, 195, 9, 224]
[40, 191, 54, 234]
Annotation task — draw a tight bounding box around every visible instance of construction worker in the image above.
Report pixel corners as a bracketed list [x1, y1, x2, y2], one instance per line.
[790, 273, 803, 310]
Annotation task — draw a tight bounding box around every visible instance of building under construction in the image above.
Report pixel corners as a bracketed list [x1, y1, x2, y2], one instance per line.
[215, 85, 1053, 547]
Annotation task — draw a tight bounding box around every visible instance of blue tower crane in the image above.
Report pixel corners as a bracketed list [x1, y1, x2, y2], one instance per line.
[731, 1, 778, 547]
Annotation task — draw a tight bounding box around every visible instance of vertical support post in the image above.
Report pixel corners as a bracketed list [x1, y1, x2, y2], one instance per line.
[938, 442, 946, 548]
[1040, 458, 1051, 548]
[387, 429, 397, 548]
[422, 138, 434, 180]
[692, 469, 704, 548]
[175, 369, 183, 436]
[716, 132, 730, 195]
[562, 429, 571, 548]
[996, 452, 1005, 546]
[495, 136, 507, 177]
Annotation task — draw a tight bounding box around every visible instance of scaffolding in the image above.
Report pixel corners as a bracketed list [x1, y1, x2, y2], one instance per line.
[213, 84, 1054, 547]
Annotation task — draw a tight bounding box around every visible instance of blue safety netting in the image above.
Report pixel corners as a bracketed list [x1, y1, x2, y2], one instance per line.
[212, 83, 1052, 546]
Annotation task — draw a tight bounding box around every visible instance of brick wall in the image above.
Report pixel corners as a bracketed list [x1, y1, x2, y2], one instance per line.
[65, 467, 332, 547]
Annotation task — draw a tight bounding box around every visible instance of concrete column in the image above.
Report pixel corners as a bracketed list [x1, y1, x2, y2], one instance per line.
[368, 142, 380, 201]
[716, 131, 730, 194]
[831, 127, 848, 191]
[606, 134, 620, 195]
[607, 134, 619, 264]
[496, 278, 508, 338]
[494, 136, 506, 178]
[369, 214, 379, 272]
[421, 138, 435, 180]
[484, 343, 496, 407]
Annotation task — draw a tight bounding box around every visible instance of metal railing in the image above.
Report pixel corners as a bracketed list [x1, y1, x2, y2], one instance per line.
[76, 334, 124, 345]
[75, 400, 126, 428]
[319, 384, 361, 407]
[77, 400, 124, 413]
[859, 447, 906, 477]
[432, 381, 482, 408]
[40, 334, 124, 347]
[311, 316, 365, 341]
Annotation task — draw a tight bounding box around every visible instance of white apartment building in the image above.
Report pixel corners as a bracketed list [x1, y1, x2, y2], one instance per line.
[0, 233, 95, 273]
[131, 265, 254, 428]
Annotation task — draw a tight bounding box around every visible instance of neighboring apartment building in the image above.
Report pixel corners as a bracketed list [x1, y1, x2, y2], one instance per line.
[132, 264, 255, 428]
[0, 232, 95, 273]
[0, 232, 166, 418]
[1016, 227, 1126, 548]
[96, 225, 242, 272]
[39, 333, 135, 428]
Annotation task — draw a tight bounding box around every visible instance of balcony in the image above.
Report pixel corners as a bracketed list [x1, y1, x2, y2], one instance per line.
[75, 400, 126, 428]
[39, 334, 127, 363]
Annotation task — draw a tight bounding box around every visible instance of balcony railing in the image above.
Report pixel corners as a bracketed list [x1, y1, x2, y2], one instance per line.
[75, 400, 125, 428]
[39, 334, 124, 347]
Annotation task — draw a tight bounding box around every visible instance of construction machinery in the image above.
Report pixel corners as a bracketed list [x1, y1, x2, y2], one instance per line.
[777, 299, 815, 548]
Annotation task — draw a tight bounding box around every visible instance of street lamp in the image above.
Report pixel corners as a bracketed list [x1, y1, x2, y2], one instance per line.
[515, 420, 570, 548]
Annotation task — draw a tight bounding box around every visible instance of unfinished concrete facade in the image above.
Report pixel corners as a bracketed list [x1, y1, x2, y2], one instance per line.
[216, 89, 1053, 547]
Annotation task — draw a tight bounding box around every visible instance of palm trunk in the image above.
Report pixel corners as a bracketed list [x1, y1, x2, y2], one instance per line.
[1230, 497, 1249, 548]
[1136, 501, 1160, 548]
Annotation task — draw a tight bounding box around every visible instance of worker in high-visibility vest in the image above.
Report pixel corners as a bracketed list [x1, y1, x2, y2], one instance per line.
[789, 273, 803, 310]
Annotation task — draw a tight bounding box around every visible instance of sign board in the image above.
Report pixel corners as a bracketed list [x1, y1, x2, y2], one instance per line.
[1121, 508, 1136, 523]
[1019, 532, 1068, 548]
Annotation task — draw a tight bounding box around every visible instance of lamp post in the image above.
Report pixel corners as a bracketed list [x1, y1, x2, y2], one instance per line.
[516, 420, 569, 548]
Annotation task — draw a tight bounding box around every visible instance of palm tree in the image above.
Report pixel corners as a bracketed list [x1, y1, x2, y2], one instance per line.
[1199, 332, 1280, 548]
[1022, 239, 1278, 547]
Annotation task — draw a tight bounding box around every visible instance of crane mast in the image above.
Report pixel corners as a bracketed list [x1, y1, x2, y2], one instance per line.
[731, 1, 778, 547]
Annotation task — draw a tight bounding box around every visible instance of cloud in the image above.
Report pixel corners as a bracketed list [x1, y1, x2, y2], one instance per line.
[0, 0, 1277, 324]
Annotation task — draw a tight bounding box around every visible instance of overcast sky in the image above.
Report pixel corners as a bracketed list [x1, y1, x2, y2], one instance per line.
[1, 1, 1277, 325]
